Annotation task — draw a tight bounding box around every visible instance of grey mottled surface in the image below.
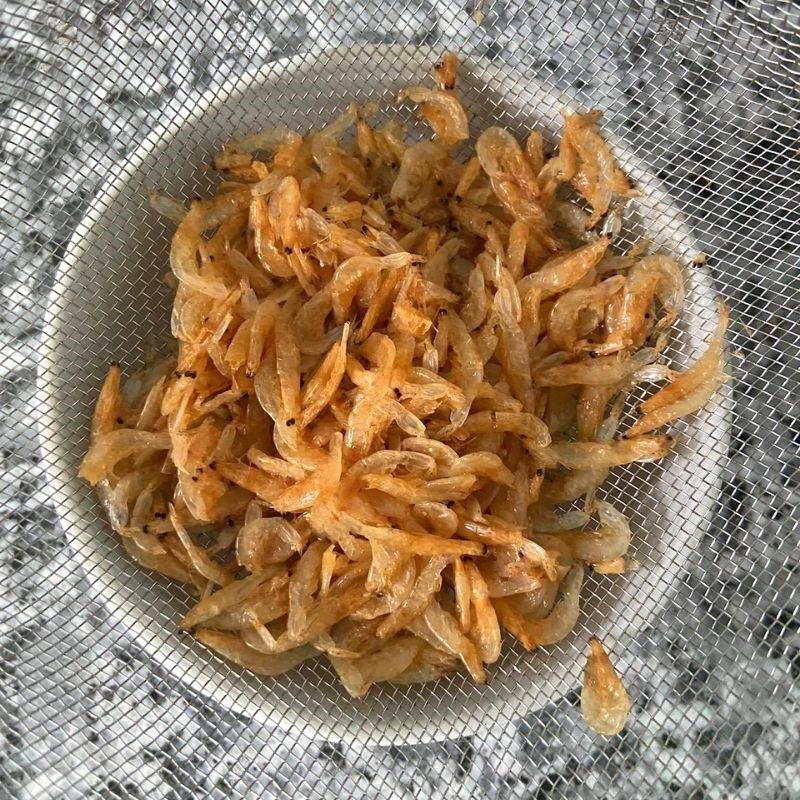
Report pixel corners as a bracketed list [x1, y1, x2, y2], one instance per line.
[1, 1, 799, 798]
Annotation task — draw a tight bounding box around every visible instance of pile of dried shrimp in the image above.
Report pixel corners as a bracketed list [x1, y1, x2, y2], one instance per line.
[80, 52, 727, 698]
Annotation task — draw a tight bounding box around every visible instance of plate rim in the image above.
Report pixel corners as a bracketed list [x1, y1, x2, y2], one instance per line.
[36, 43, 731, 745]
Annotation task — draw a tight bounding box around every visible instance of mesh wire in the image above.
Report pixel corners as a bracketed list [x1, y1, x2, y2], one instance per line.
[1, 1, 799, 798]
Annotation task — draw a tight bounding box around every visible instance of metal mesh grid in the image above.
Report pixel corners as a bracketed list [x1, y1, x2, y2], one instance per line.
[1, 0, 798, 797]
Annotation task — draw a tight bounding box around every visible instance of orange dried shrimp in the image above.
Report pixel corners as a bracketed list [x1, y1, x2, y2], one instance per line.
[80, 53, 726, 698]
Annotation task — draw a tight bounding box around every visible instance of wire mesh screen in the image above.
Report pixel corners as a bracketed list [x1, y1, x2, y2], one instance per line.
[1, 1, 798, 798]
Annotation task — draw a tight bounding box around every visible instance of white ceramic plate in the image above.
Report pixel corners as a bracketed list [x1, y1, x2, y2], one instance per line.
[37, 45, 728, 745]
